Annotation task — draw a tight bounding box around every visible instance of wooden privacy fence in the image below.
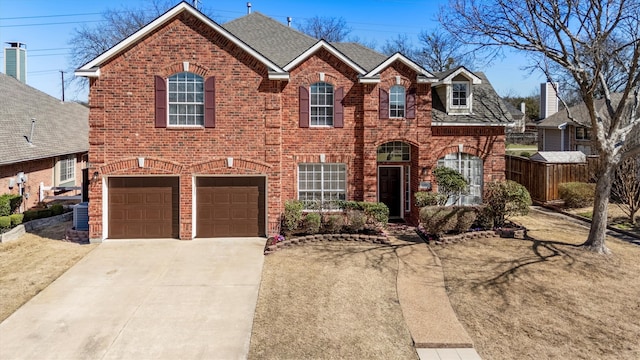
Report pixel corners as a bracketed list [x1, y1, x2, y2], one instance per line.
[505, 155, 600, 203]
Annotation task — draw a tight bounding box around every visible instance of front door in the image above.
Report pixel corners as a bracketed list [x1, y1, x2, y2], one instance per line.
[378, 167, 402, 218]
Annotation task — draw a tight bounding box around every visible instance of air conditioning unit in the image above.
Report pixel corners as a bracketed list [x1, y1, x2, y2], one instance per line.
[73, 202, 89, 231]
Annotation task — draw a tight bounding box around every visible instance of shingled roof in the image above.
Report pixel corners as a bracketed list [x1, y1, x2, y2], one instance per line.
[431, 71, 513, 125]
[537, 94, 625, 128]
[0, 72, 88, 166]
[222, 12, 387, 72]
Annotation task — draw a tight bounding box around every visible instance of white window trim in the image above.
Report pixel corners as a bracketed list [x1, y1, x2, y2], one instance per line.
[297, 163, 347, 209]
[451, 81, 471, 109]
[167, 72, 205, 127]
[309, 82, 334, 127]
[57, 155, 76, 185]
[389, 85, 406, 119]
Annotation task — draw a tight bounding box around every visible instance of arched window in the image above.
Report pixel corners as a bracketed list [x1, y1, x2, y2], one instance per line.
[377, 141, 410, 162]
[168, 72, 204, 126]
[437, 152, 483, 205]
[389, 85, 405, 118]
[310, 82, 334, 126]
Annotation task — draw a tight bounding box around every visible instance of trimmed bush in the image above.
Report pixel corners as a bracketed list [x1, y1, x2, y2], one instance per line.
[453, 207, 478, 233]
[23, 209, 53, 222]
[559, 182, 596, 208]
[0, 216, 11, 229]
[419, 206, 480, 237]
[50, 204, 64, 216]
[484, 180, 532, 227]
[302, 212, 321, 234]
[345, 210, 366, 233]
[433, 166, 468, 204]
[0, 194, 23, 216]
[414, 192, 448, 207]
[472, 205, 494, 230]
[323, 214, 344, 233]
[10, 213, 24, 226]
[283, 200, 304, 233]
[338, 201, 389, 226]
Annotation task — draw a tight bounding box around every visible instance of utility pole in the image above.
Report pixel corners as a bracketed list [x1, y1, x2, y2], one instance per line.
[60, 70, 65, 102]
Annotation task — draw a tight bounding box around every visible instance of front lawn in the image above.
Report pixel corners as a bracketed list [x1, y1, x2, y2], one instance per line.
[249, 242, 417, 359]
[433, 211, 640, 359]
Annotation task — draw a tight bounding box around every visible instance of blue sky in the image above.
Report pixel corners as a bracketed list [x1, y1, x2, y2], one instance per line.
[0, 0, 544, 101]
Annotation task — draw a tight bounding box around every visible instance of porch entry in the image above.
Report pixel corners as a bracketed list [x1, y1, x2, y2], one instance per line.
[378, 166, 403, 219]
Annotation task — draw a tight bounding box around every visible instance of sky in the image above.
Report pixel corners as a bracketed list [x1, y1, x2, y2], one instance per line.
[0, 0, 545, 102]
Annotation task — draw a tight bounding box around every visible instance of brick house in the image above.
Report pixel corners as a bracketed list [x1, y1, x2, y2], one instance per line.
[76, 2, 512, 242]
[0, 72, 88, 211]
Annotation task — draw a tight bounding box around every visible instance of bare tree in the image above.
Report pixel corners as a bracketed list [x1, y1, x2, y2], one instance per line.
[296, 16, 351, 42]
[440, 0, 640, 254]
[612, 157, 640, 225]
[416, 29, 475, 71]
[381, 34, 419, 58]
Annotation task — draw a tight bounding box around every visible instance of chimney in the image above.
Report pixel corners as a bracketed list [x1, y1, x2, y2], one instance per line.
[287, 17, 292, 27]
[247, 2, 252, 14]
[539, 82, 559, 119]
[520, 102, 526, 115]
[4, 42, 27, 84]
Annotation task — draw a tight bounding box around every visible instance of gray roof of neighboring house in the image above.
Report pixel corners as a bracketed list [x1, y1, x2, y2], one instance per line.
[537, 93, 624, 128]
[431, 71, 513, 125]
[222, 12, 387, 72]
[530, 151, 586, 163]
[504, 100, 524, 118]
[0, 72, 89, 166]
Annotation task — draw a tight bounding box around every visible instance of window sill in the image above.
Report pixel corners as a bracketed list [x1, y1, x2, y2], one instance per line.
[166, 126, 205, 130]
[309, 125, 335, 129]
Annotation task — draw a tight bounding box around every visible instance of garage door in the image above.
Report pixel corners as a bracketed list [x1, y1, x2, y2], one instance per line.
[109, 177, 179, 239]
[196, 177, 265, 237]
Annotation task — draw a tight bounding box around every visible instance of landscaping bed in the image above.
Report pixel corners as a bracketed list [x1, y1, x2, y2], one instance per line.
[432, 211, 640, 359]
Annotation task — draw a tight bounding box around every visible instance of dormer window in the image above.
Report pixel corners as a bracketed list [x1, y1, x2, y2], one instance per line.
[452, 82, 468, 107]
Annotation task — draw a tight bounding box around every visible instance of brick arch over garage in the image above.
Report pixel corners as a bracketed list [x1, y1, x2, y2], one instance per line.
[189, 157, 272, 174]
[99, 157, 184, 175]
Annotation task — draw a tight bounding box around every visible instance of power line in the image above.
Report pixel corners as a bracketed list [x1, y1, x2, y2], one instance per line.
[0, 12, 103, 20]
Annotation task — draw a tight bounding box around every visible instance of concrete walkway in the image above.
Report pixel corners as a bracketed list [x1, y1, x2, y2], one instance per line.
[0, 238, 266, 360]
[389, 228, 482, 360]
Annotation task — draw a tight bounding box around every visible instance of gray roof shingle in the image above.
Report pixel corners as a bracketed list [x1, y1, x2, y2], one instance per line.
[0, 72, 89, 166]
[223, 12, 387, 72]
[536, 94, 624, 128]
[431, 72, 513, 125]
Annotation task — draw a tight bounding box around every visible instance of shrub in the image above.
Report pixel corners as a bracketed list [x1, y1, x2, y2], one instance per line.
[283, 200, 304, 233]
[453, 207, 478, 233]
[414, 192, 448, 207]
[559, 182, 596, 208]
[10, 213, 24, 226]
[50, 203, 64, 216]
[323, 214, 344, 233]
[419, 206, 458, 237]
[302, 212, 321, 234]
[0, 216, 11, 229]
[0, 194, 23, 216]
[23, 209, 53, 222]
[484, 180, 532, 227]
[338, 201, 389, 226]
[519, 151, 531, 157]
[432, 166, 468, 205]
[472, 205, 494, 230]
[344, 210, 366, 233]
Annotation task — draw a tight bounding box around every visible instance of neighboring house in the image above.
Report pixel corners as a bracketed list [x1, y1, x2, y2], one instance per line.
[503, 100, 526, 134]
[536, 82, 601, 155]
[75, 2, 512, 241]
[0, 72, 89, 210]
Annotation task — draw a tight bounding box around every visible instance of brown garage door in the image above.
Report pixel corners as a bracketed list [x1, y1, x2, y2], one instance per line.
[196, 177, 265, 237]
[109, 177, 179, 239]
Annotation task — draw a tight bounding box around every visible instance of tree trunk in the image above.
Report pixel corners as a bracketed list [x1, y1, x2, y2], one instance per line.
[582, 161, 615, 254]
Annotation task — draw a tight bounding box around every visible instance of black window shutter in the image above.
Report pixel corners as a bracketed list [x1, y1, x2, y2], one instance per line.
[154, 75, 167, 128]
[379, 88, 389, 119]
[299, 86, 309, 128]
[406, 89, 416, 119]
[204, 76, 216, 128]
[334, 87, 344, 128]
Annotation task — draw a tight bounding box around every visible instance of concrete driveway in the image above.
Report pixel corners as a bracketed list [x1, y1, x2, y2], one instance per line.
[0, 237, 266, 360]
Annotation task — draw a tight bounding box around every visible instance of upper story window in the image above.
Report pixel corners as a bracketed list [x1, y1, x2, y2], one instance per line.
[168, 72, 204, 126]
[310, 82, 334, 126]
[576, 127, 591, 140]
[389, 85, 406, 118]
[452, 82, 468, 107]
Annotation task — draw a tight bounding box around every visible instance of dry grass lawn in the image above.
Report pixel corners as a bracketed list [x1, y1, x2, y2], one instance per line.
[0, 221, 96, 322]
[249, 243, 417, 360]
[433, 210, 640, 360]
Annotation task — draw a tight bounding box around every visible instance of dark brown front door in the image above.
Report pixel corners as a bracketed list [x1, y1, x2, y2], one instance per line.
[196, 177, 265, 237]
[379, 167, 402, 218]
[108, 177, 179, 239]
